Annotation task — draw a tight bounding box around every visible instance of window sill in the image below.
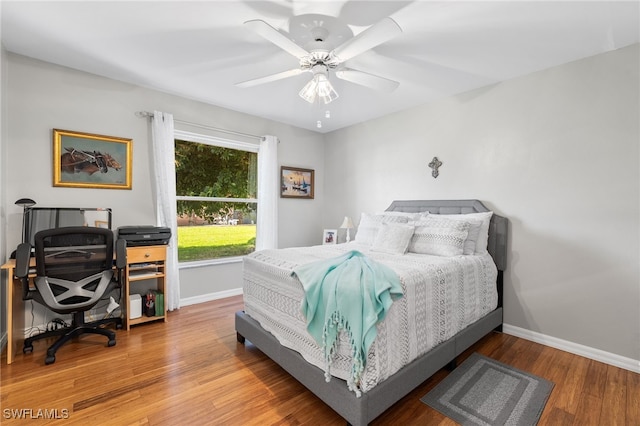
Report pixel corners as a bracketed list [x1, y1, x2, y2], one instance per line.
[178, 256, 244, 270]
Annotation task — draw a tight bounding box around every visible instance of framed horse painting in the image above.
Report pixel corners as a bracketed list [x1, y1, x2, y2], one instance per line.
[53, 129, 132, 189]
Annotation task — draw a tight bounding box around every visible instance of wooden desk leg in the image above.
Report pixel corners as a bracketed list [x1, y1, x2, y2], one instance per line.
[5, 273, 25, 365]
[7, 274, 25, 364]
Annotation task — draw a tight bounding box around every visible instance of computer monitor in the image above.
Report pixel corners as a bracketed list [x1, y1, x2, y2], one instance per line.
[23, 207, 112, 246]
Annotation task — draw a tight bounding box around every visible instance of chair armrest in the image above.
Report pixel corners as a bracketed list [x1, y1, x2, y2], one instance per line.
[115, 239, 127, 269]
[15, 243, 32, 278]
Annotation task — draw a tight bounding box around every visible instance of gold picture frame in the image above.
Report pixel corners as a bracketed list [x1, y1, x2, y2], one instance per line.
[53, 129, 132, 189]
[280, 166, 314, 199]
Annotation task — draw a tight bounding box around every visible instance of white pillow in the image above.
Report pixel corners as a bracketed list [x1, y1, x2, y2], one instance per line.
[427, 217, 482, 255]
[438, 211, 493, 254]
[460, 219, 483, 255]
[408, 216, 470, 257]
[370, 223, 415, 255]
[380, 211, 425, 223]
[354, 213, 408, 246]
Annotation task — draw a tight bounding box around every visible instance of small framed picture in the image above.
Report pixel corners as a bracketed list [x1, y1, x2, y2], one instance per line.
[281, 166, 314, 199]
[53, 129, 132, 190]
[323, 229, 337, 245]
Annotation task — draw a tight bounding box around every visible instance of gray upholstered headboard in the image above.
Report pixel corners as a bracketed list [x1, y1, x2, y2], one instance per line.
[385, 199, 508, 271]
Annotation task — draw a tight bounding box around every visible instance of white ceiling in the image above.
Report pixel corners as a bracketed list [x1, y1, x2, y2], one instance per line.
[2, 1, 638, 133]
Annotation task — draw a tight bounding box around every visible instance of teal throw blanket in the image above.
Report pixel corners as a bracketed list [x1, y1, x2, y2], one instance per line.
[292, 250, 403, 396]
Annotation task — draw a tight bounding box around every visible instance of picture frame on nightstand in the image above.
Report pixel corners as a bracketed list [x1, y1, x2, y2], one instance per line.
[322, 229, 337, 245]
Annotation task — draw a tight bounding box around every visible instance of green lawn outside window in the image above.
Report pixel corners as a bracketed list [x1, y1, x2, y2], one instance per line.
[177, 225, 256, 262]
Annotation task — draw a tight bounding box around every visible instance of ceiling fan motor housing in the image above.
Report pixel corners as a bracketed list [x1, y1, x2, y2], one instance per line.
[310, 63, 329, 77]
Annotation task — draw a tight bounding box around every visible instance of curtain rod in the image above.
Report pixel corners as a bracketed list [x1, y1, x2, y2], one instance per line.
[135, 111, 264, 141]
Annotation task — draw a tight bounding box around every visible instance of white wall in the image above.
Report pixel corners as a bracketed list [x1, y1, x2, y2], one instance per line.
[323, 44, 640, 361]
[3, 53, 325, 314]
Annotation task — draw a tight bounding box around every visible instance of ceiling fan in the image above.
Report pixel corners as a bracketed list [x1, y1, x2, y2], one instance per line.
[236, 14, 402, 104]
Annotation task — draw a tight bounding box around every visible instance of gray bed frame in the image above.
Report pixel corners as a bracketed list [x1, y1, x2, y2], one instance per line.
[235, 200, 508, 425]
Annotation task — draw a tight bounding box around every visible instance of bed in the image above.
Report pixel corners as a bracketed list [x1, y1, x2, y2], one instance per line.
[235, 200, 508, 425]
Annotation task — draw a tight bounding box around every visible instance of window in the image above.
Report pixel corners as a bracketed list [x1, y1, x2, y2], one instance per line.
[174, 131, 258, 263]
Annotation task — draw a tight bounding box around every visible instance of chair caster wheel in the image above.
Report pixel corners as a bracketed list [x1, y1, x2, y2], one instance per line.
[116, 323, 123, 330]
[108, 339, 116, 347]
[23, 345, 33, 354]
[45, 355, 56, 365]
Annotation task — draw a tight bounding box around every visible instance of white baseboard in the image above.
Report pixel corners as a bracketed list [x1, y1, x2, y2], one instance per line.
[180, 288, 243, 307]
[503, 323, 640, 374]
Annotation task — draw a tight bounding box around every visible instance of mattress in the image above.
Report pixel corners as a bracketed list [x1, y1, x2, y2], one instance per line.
[242, 242, 498, 394]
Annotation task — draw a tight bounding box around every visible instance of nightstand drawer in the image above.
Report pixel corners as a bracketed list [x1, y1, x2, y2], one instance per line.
[126, 246, 166, 263]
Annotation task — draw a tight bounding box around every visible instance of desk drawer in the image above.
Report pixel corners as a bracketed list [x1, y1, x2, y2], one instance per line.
[127, 246, 165, 263]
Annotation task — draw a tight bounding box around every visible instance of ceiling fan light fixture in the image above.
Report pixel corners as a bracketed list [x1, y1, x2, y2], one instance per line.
[299, 78, 318, 103]
[299, 65, 338, 105]
[316, 74, 339, 104]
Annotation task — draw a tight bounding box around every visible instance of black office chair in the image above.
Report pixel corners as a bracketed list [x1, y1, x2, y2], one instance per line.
[15, 226, 126, 364]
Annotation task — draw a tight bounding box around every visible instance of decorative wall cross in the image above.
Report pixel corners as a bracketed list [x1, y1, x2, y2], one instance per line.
[428, 157, 442, 178]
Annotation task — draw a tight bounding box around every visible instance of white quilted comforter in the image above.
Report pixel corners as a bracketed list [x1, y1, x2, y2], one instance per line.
[242, 242, 498, 393]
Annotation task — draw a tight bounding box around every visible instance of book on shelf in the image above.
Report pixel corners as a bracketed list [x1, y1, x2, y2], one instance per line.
[154, 291, 164, 316]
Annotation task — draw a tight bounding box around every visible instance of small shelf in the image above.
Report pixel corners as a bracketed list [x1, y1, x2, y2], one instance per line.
[129, 271, 164, 281]
[128, 315, 164, 326]
[123, 245, 167, 330]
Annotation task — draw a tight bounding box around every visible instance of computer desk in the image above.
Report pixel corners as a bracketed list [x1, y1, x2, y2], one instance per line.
[1, 258, 32, 364]
[0, 257, 122, 364]
[1, 258, 122, 364]
[2, 244, 166, 364]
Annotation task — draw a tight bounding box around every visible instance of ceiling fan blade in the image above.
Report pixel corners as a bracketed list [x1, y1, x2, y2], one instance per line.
[335, 68, 399, 92]
[236, 68, 305, 88]
[331, 17, 402, 63]
[244, 19, 309, 59]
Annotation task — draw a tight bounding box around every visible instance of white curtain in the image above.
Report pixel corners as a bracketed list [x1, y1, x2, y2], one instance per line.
[151, 111, 180, 311]
[256, 135, 278, 251]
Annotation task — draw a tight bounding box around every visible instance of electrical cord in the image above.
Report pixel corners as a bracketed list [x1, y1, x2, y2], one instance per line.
[25, 281, 122, 334]
[25, 301, 47, 338]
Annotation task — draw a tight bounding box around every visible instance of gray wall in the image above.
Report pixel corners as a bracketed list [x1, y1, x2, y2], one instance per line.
[323, 44, 640, 361]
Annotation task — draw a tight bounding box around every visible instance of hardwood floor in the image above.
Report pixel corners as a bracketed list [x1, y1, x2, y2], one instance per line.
[1, 296, 638, 425]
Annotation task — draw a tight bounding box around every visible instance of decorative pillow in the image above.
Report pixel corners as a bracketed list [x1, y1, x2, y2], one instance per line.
[380, 211, 424, 223]
[370, 223, 415, 255]
[460, 219, 483, 255]
[428, 217, 482, 255]
[354, 213, 408, 246]
[438, 211, 493, 254]
[408, 216, 470, 257]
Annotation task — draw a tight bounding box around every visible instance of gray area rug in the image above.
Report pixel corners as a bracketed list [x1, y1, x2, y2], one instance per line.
[421, 353, 554, 426]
